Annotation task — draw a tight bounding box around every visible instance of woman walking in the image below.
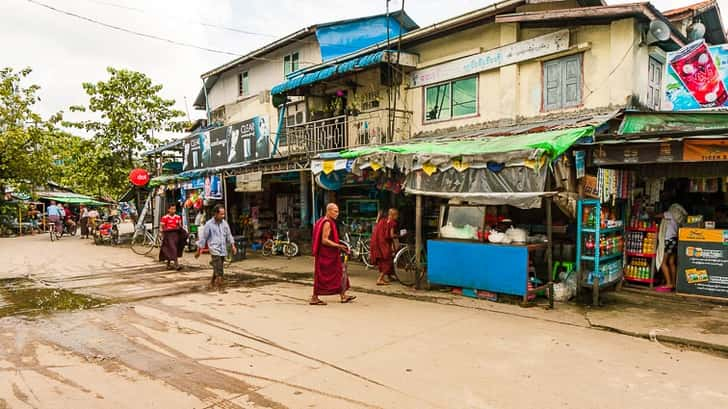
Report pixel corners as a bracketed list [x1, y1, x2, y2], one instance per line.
[159, 204, 187, 270]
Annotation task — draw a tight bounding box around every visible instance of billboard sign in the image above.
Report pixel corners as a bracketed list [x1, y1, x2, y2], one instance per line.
[182, 116, 270, 171]
[664, 40, 728, 110]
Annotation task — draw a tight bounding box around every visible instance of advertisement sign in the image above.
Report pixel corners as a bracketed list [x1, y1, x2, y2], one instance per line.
[182, 116, 270, 171]
[235, 171, 263, 192]
[410, 30, 570, 88]
[677, 228, 728, 298]
[683, 139, 728, 161]
[204, 175, 223, 200]
[664, 40, 728, 110]
[592, 141, 683, 165]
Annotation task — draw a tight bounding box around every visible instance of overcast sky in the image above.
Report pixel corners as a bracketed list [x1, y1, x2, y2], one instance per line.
[3, 0, 727, 141]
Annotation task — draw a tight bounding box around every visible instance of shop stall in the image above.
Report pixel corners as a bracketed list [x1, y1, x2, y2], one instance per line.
[331, 125, 598, 304]
[586, 110, 728, 300]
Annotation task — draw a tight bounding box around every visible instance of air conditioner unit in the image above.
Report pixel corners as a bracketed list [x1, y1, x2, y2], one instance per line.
[258, 90, 271, 103]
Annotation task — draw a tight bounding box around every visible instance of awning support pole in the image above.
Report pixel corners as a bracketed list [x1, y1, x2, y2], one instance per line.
[546, 194, 555, 309]
[310, 171, 316, 225]
[415, 194, 423, 289]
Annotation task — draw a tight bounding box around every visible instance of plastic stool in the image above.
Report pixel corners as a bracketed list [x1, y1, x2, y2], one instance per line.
[552, 261, 575, 281]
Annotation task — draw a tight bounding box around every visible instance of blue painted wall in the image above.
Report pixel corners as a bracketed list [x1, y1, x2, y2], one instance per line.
[316, 16, 406, 62]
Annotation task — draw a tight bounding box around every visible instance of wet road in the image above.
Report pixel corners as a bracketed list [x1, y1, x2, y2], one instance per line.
[2, 233, 728, 408]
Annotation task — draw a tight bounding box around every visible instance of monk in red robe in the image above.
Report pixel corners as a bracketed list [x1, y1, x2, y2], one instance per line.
[310, 203, 356, 305]
[370, 208, 400, 285]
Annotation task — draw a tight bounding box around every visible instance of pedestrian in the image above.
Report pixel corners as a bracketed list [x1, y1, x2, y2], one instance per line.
[655, 203, 687, 292]
[195, 205, 237, 291]
[370, 208, 400, 285]
[46, 200, 63, 235]
[88, 207, 100, 235]
[27, 204, 39, 235]
[310, 203, 356, 305]
[159, 204, 186, 270]
[79, 205, 90, 239]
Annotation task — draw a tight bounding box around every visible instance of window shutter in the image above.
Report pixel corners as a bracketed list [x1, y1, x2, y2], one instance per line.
[563, 55, 581, 107]
[544, 59, 563, 111]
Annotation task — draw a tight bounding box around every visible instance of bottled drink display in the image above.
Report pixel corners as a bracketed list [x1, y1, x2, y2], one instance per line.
[625, 257, 652, 281]
[583, 233, 622, 257]
[626, 231, 657, 255]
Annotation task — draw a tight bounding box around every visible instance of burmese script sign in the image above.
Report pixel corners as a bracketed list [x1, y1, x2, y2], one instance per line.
[410, 29, 570, 87]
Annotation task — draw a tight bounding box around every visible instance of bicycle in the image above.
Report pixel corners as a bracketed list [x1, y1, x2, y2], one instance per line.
[130, 225, 161, 255]
[261, 230, 299, 258]
[393, 243, 427, 287]
[340, 232, 373, 268]
[48, 222, 60, 242]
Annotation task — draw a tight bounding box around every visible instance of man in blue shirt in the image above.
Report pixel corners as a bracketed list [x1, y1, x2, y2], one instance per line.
[46, 201, 63, 234]
[196, 205, 237, 291]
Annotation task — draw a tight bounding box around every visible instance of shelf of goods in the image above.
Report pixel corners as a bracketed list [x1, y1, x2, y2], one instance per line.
[624, 227, 657, 287]
[576, 199, 625, 292]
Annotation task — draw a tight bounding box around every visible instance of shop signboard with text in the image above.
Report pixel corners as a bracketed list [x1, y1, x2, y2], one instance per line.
[664, 40, 728, 111]
[683, 139, 728, 161]
[677, 228, 728, 298]
[182, 116, 270, 171]
[410, 30, 569, 88]
[592, 141, 682, 165]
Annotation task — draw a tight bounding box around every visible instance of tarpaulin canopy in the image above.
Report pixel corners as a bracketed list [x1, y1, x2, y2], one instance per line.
[38, 192, 109, 206]
[340, 125, 594, 168]
[149, 174, 190, 188]
[618, 112, 728, 135]
[271, 51, 389, 96]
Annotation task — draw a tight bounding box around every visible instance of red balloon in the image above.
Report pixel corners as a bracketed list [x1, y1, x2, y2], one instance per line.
[129, 168, 150, 187]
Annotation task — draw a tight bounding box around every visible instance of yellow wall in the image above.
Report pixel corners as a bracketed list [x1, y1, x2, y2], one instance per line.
[406, 17, 651, 136]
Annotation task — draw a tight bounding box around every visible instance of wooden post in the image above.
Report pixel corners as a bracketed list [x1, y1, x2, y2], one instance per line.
[223, 173, 229, 215]
[415, 194, 423, 289]
[300, 170, 309, 227]
[310, 171, 316, 224]
[546, 195, 553, 282]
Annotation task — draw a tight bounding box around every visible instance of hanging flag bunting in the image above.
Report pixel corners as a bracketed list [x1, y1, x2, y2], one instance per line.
[452, 159, 469, 172]
[322, 160, 336, 175]
[421, 162, 437, 176]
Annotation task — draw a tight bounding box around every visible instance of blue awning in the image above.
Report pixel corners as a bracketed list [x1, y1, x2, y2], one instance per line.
[271, 51, 387, 96]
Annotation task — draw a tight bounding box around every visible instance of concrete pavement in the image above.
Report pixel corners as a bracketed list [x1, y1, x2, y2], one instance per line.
[1, 232, 728, 408]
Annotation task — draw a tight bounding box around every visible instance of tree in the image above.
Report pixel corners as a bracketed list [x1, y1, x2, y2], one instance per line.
[0, 67, 62, 194]
[68, 67, 186, 167]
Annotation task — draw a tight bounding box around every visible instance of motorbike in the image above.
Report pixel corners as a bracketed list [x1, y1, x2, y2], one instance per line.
[63, 218, 77, 237]
[94, 217, 120, 245]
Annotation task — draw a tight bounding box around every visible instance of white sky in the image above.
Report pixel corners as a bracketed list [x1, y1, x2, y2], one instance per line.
[3, 0, 727, 141]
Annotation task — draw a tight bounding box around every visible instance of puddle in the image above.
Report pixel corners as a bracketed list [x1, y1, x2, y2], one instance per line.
[0, 278, 108, 318]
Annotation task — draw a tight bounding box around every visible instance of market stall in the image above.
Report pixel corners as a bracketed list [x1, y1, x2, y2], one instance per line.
[334, 125, 598, 304]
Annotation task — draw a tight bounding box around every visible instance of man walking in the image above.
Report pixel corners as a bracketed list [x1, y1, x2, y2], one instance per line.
[195, 205, 237, 291]
[310, 203, 355, 305]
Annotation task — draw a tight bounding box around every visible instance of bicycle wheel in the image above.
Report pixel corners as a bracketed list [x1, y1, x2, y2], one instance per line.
[261, 239, 274, 256]
[131, 232, 154, 255]
[49, 227, 57, 242]
[111, 227, 120, 246]
[283, 242, 299, 257]
[69, 223, 77, 236]
[360, 241, 373, 268]
[393, 246, 418, 286]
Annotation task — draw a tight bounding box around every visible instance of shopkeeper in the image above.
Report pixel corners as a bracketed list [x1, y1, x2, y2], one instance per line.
[655, 203, 688, 293]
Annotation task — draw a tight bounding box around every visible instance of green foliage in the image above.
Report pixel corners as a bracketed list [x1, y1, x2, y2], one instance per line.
[63, 67, 187, 197]
[0, 67, 63, 193]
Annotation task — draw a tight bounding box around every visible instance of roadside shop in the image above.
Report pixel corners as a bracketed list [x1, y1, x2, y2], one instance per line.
[586, 111, 728, 300]
[334, 125, 601, 304]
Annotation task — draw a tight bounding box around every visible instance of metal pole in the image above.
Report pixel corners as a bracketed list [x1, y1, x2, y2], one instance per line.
[546, 194, 554, 308]
[310, 171, 316, 224]
[415, 194, 423, 289]
[223, 174, 229, 216]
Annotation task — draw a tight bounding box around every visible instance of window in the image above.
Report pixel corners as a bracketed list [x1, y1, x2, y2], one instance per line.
[238, 71, 249, 96]
[543, 54, 582, 111]
[425, 76, 477, 121]
[284, 52, 300, 77]
[647, 57, 662, 110]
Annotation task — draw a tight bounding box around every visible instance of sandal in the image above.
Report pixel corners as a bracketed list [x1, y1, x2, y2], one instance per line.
[309, 299, 327, 305]
[340, 295, 357, 303]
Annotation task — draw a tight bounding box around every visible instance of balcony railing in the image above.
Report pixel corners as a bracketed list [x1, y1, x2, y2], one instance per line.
[281, 109, 413, 156]
[283, 115, 347, 155]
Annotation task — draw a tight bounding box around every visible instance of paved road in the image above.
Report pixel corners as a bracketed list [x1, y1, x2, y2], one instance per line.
[1, 233, 728, 408]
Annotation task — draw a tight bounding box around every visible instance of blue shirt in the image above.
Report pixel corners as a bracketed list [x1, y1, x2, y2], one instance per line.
[197, 218, 234, 256]
[47, 205, 62, 217]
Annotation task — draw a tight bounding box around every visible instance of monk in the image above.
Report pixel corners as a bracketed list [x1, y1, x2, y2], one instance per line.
[310, 203, 356, 305]
[370, 208, 400, 285]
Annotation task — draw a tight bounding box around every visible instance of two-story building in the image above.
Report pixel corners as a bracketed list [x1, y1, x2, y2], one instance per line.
[147, 11, 419, 241]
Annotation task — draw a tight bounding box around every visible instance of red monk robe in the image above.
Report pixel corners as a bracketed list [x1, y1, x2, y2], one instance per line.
[312, 216, 349, 295]
[370, 217, 398, 276]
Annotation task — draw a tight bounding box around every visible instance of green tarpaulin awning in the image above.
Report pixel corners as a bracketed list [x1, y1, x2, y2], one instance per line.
[340, 126, 594, 160]
[619, 112, 728, 135]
